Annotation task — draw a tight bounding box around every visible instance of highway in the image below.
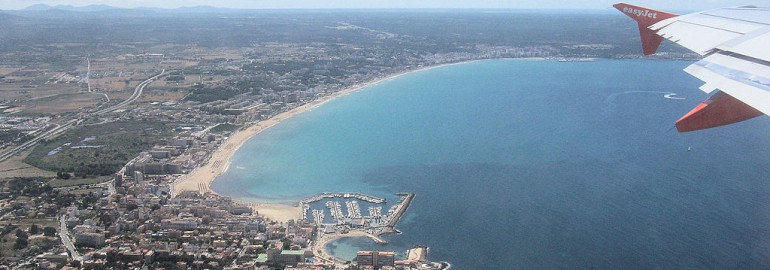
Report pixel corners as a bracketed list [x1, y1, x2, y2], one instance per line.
[0, 70, 166, 163]
[94, 69, 165, 115]
[0, 119, 78, 162]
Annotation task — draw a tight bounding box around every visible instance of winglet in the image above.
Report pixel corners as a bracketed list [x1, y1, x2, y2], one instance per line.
[613, 3, 679, 55]
[675, 91, 763, 132]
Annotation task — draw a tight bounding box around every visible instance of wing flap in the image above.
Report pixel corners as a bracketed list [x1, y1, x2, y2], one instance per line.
[684, 54, 770, 116]
[650, 7, 770, 61]
[702, 7, 770, 25]
[699, 83, 718, 93]
[719, 30, 770, 63]
[653, 19, 746, 55]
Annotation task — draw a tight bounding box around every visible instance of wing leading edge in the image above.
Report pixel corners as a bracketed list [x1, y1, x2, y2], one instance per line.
[614, 3, 770, 132]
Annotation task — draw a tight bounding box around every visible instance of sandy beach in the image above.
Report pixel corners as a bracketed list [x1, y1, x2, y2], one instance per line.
[172, 62, 466, 222]
[310, 230, 384, 264]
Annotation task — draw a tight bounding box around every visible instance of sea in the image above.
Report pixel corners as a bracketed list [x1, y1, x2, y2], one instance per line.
[211, 59, 770, 269]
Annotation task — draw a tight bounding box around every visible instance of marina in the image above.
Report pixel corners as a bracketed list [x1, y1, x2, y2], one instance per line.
[300, 192, 387, 221]
[302, 192, 415, 245]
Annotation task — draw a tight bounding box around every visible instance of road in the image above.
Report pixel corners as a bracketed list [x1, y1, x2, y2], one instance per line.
[59, 215, 82, 261]
[94, 69, 165, 115]
[0, 119, 78, 162]
[0, 70, 167, 163]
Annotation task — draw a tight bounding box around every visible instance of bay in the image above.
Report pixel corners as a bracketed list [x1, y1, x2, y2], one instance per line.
[213, 59, 770, 269]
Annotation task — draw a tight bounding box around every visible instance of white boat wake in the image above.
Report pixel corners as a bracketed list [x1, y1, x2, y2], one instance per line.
[663, 93, 685, 100]
[607, 90, 685, 101]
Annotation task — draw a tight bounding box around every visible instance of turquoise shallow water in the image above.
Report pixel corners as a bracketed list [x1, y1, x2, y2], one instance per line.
[213, 59, 770, 269]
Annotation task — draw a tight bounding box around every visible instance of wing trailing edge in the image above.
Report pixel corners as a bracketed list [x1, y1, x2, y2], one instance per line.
[613, 3, 679, 55]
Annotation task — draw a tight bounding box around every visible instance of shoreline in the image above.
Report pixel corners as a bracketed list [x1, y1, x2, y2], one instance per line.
[171, 57, 553, 222]
[171, 61, 472, 222]
[310, 230, 385, 265]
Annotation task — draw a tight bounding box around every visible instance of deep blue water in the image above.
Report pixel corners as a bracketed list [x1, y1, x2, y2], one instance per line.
[213, 59, 770, 269]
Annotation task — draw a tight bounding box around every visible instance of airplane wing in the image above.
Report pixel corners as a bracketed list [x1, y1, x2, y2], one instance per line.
[614, 3, 770, 132]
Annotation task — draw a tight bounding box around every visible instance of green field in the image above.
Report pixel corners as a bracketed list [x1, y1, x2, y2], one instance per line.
[24, 120, 174, 178]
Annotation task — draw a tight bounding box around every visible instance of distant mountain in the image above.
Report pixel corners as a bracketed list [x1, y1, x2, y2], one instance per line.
[0, 12, 22, 22]
[137, 5, 251, 13]
[22, 4, 124, 12]
[56, 4, 123, 12]
[17, 4, 250, 14]
[21, 4, 54, 11]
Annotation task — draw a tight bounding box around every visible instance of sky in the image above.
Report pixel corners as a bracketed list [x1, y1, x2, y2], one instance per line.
[0, 0, 763, 10]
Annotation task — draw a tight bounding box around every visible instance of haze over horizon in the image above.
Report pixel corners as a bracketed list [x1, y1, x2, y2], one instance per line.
[0, 0, 761, 11]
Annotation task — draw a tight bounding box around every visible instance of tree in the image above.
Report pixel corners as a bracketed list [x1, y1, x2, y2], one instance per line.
[29, 224, 40, 235]
[13, 237, 28, 250]
[57, 172, 71, 179]
[15, 228, 27, 239]
[43, 226, 56, 237]
[281, 239, 291, 250]
[13, 229, 28, 250]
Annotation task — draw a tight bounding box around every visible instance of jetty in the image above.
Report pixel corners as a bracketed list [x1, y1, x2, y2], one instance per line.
[386, 193, 414, 227]
[301, 192, 386, 204]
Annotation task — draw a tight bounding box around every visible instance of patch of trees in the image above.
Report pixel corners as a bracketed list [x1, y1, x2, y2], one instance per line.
[1, 224, 18, 236]
[4, 177, 53, 198]
[0, 130, 25, 145]
[25, 121, 173, 178]
[73, 163, 124, 177]
[56, 171, 72, 179]
[209, 123, 241, 133]
[165, 75, 185, 82]
[184, 85, 250, 103]
[43, 226, 56, 237]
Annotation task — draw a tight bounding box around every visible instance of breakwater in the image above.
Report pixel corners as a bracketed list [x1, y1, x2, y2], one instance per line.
[386, 193, 414, 227]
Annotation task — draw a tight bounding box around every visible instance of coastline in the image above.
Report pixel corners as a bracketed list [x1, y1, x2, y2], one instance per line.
[310, 231, 385, 265]
[171, 61, 471, 222]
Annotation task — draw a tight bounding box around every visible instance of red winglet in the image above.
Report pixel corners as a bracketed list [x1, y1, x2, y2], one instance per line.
[613, 3, 679, 55]
[675, 91, 764, 132]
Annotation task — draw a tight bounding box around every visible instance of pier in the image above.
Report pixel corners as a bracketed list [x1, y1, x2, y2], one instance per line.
[300, 192, 386, 205]
[386, 192, 414, 227]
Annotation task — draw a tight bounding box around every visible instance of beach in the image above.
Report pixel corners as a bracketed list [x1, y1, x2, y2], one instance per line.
[310, 230, 384, 265]
[172, 63, 458, 222]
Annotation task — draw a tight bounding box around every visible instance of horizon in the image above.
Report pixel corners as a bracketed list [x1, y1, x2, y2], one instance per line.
[0, 0, 761, 11]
